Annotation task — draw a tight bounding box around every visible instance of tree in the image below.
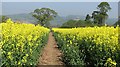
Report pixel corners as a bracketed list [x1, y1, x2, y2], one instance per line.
[61, 20, 77, 28]
[32, 8, 57, 27]
[97, 2, 111, 25]
[91, 2, 111, 26]
[61, 19, 94, 28]
[119, 16, 120, 26]
[0, 16, 9, 23]
[85, 14, 91, 21]
[97, 2, 111, 13]
[92, 11, 100, 24]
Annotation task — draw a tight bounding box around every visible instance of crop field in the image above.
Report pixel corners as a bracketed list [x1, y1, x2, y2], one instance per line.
[0, 19, 50, 66]
[0, 19, 120, 67]
[1, 1, 120, 67]
[53, 27, 120, 66]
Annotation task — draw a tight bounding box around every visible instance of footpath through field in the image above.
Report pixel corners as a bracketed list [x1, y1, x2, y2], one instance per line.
[38, 32, 64, 66]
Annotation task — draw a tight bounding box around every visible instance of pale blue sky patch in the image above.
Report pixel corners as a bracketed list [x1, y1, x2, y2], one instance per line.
[1, 0, 120, 2]
[0, 2, 1, 22]
[2, 2, 118, 18]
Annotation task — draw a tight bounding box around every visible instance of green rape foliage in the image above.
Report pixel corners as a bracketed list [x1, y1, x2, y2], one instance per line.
[53, 27, 120, 67]
[0, 19, 50, 66]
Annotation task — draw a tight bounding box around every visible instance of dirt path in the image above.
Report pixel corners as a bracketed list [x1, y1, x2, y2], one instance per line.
[38, 32, 64, 65]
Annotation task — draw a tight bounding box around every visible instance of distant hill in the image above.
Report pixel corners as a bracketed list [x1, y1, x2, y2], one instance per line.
[6, 13, 37, 24]
[113, 18, 120, 26]
[2, 13, 117, 26]
[5, 13, 86, 26]
[50, 15, 85, 26]
[106, 18, 118, 25]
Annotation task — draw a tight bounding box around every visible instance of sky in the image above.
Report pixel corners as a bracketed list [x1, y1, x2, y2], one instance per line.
[118, 2, 120, 16]
[1, 2, 119, 18]
[1, 0, 120, 2]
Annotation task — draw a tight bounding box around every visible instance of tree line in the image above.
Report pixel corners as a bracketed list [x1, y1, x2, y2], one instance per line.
[61, 2, 115, 28]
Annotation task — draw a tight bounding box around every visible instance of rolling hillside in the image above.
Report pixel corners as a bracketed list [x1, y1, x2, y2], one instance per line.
[2, 13, 118, 26]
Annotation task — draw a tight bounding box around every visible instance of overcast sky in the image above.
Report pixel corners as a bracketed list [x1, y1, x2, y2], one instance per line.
[1, 2, 119, 18]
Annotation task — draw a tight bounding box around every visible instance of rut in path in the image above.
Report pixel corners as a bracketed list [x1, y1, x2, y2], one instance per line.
[38, 32, 64, 65]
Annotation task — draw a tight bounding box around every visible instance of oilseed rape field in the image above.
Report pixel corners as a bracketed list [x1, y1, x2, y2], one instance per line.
[53, 27, 120, 66]
[0, 19, 50, 66]
[0, 19, 120, 67]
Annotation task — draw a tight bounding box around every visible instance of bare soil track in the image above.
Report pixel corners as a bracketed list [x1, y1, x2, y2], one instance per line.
[38, 32, 64, 66]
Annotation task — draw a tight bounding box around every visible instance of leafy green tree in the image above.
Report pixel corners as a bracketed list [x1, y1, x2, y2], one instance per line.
[97, 2, 111, 25]
[118, 16, 120, 26]
[0, 16, 9, 23]
[92, 2, 111, 25]
[61, 19, 94, 28]
[92, 11, 100, 24]
[61, 20, 77, 28]
[97, 2, 111, 14]
[32, 8, 57, 27]
[85, 14, 91, 21]
[98, 2, 111, 25]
